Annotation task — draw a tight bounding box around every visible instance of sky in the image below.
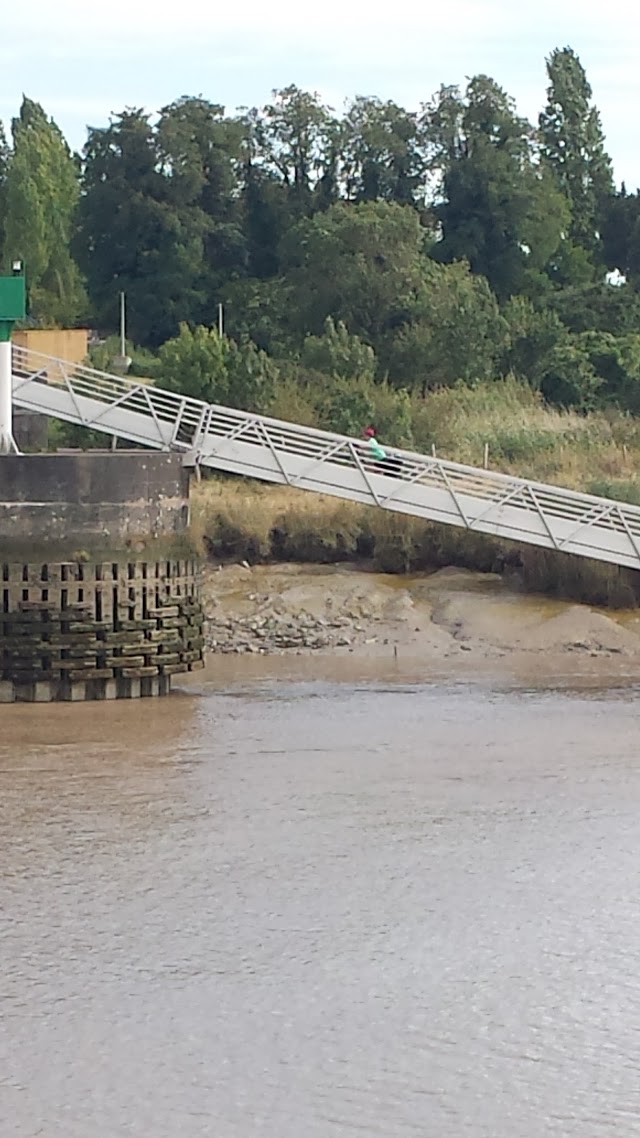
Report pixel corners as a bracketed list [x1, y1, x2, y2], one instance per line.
[3, 0, 640, 187]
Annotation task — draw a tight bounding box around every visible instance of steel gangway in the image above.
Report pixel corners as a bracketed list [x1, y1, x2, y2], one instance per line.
[9, 345, 640, 572]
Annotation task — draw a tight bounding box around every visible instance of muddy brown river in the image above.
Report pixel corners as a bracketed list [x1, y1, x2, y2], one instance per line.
[2, 659, 640, 1136]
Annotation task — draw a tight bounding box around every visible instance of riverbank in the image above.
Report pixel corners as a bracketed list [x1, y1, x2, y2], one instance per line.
[192, 479, 640, 609]
[201, 562, 640, 679]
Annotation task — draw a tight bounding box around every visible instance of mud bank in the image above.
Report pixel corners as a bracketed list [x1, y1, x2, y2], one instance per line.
[201, 562, 640, 677]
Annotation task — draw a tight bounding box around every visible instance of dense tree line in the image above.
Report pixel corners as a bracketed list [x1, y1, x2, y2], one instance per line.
[3, 46, 640, 428]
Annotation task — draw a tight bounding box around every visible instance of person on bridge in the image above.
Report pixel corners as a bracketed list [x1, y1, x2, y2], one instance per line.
[363, 426, 402, 474]
[363, 425, 387, 462]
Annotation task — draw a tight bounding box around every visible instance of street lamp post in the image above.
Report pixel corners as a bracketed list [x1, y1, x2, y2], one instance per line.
[0, 263, 26, 455]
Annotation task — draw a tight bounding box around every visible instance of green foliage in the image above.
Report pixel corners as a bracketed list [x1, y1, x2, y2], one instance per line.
[539, 47, 613, 264]
[225, 336, 280, 411]
[75, 109, 210, 347]
[587, 478, 640, 506]
[601, 188, 640, 283]
[316, 379, 375, 437]
[5, 49, 640, 476]
[549, 281, 640, 335]
[88, 336, 161, 380]
[255, 86, 336, 216]
[539, 339, 601, 408]
[427, 76, 568, 300]
[388, 260, 507, 389]
[3, 98, 86, 325]
[301, 317, 376, 380]
[159, 324, 227, 401]
[501, 296, 566, 387]
[341, 96, 427, 207]
[312, 373, 413, 443]
[158, 323, 278, 411]
[265, 374, 320, 427]
[577, 331, 640, 411]
[156, 96, 247, 293]
[0, 123, 8, 257]
[280, 200, 428, 346]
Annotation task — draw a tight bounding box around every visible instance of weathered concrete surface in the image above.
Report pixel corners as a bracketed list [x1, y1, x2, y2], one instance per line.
[0, 452, 191, 556]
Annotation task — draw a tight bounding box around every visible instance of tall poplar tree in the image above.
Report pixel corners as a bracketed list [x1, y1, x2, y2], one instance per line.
[3, 97, 86, 324]
[539, 47, 613, 263]
[426, 77, 568, 300]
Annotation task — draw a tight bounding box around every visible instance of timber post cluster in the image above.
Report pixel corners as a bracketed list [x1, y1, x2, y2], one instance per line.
[0, 559, 204, 702]
[0, 451, 206, 703]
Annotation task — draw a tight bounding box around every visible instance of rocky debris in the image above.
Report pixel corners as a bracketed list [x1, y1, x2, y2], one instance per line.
[200, 562, 640, 664]
[199, 562, 403, 656]
[204, 609, 367, 654]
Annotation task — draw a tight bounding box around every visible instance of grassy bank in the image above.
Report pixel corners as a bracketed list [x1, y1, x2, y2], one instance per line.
[188, 378, 640, 609]
[192, 481, 640, 610]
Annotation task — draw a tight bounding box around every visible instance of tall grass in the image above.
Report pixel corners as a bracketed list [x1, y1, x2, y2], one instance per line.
[408, 378, 640, 497]
[260, 371, 640, 502]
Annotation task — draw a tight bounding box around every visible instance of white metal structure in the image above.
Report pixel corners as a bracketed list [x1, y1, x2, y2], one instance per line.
[0, 341, 17, 453]
[10, 344, 640, 571]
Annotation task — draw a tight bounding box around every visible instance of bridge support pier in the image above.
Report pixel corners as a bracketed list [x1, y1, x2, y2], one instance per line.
[0, 452, 205, 702]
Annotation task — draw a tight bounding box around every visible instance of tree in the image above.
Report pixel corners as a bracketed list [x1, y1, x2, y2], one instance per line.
[426, 77, 568, 300]
[301, 317, 377, 380]
[280, 200, 429, 348]
[76, 109, 209, 346]
[600, 186, 640, 284]
[387, 260, 507, 389]
[156, 97, 247, 294]
[0, 122, 8, 262]
[158, 323, 278, 411]
[577, 331, 640, 411]
[252, 86, 336, 217]
[341, 97, 427, 207]
[238, 108, 291, 279]
[539, 339, 601, 408]
[549, 279, 640, 335]
[500, 296, 567, 388]
[3, 97, 86, 324]
[312, 373, 413, 442]
[539, 47, 613, 263]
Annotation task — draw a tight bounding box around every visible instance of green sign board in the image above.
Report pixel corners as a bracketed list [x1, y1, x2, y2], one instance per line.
[0, 275, 26, 322]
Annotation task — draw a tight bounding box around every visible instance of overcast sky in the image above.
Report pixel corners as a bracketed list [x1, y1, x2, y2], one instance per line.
[4, 0, 640, 187]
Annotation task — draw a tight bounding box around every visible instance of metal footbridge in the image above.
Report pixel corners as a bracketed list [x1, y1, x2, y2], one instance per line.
[10, 345, 640, 572]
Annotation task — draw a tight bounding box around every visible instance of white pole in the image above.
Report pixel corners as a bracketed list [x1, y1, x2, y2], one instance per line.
[120, 291, 126, 357]
[218, 303, 223, 337]
[0, 340, 15, 454]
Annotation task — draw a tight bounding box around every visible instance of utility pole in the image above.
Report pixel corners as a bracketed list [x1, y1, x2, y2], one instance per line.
[218, 303, 224, 338]
[0, 262, 26, 454]
[120, 290, 126, 358]
[113, 290, 132, 373]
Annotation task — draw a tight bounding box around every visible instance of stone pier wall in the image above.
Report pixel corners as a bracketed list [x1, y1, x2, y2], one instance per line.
[0, 452, 206, 702]
[0, 557, 205, 702]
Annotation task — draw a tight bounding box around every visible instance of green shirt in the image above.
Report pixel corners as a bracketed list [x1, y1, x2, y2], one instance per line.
[369, 438, 387, 460]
